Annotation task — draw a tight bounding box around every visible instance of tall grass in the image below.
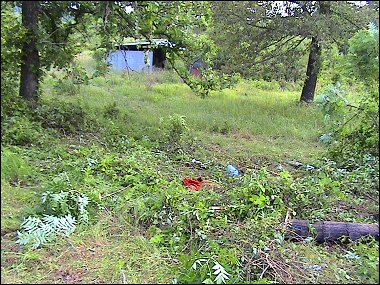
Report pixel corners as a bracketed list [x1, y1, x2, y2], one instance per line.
[42, 57, 326, 162]
[1, 147, 34, 184]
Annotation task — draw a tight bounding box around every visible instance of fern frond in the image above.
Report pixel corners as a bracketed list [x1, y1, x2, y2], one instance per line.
[17, 188, 90, 249]
[212, 261, 231, 284]
[16, 214, 77, 249]
[20, 216, 43, 233]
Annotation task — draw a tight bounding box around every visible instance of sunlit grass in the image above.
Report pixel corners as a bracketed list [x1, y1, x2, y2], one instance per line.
[47, 68, 325, 162]
[0, 181, 40, 232]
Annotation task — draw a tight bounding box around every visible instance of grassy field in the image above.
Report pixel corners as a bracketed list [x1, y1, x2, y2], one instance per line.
[1, 52, 378, 284]
[44, 52, 326, 163]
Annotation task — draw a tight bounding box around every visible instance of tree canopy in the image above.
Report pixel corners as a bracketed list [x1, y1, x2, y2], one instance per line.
[210, 1, 377, 101]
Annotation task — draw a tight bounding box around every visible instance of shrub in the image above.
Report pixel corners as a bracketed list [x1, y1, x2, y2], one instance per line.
[103, 101, 121, 119]
[250, 79, 281, 91]
[35, 100, 86, 134]
[54, 62, 89, 96]
[316, 25, 379, 167]
[53, 78, 80, 96]
[158, 114, 192, 153]
[92, 48, 110, 78]
[228, 168, 285, 219]
[1, 2, 25, 106]
[340, 25, 378, 162]
[347, 23, 379, 87]
[2, 115, 43, 146]
[53, 62, 89, 96]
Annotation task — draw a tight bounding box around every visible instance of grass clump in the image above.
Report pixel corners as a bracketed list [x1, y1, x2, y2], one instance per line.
[1, 147, 34, 184]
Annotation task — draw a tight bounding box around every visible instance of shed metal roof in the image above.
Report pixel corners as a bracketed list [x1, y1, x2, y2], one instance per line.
[115, 39, 173, 48]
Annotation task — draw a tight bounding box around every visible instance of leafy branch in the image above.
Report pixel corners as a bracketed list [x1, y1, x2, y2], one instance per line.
[16, 186, 91, 249]
[16, 214, 76, 249]
[191, 256, 232, 284]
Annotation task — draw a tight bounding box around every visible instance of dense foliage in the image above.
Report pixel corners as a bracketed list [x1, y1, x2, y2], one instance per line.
[1, 2, 25, 121]
[316, 24, 379, 167]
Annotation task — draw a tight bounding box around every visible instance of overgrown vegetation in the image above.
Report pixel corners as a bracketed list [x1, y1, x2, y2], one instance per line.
[1, 6, 379, 285]
[316, 23, 379, 168]
[2, 75, 378, 283]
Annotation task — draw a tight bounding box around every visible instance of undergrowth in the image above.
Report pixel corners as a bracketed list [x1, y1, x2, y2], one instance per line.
[1, 58, 378, 284]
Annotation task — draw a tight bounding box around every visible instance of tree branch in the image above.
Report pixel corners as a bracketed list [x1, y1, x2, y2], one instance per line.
[252, 35, 296, 54]
[287, 1, 312, 16]
[330, 9, 362, 30]
[229, 11, 276, 30]
[250, 36, 307, 66]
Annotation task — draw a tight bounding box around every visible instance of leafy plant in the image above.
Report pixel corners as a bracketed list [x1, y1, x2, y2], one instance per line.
[347, 23, 379, 87]
[2, 115, 44, 146]
[1, 147, 33, 184]
[228, 168, 285, 219]
[41, 190, 90, 223]
[92, 48, 110, 78]
[316, 25, 379, 166]
[315, 82, 348, 120]
[347, 237, 379, 283]
[191, 256, 232, 284]
[16, 214, 76, 249]
[103, 101, 121, 119]
[1, 2, 25, 103]
[51, 62, 89, 96]
[159, 114, 191, 151]
[15, 171, 92, 249]
[54, 78, 81, 96]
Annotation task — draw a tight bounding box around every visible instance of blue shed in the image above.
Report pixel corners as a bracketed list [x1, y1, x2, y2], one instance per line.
[106, 39, 172, 72]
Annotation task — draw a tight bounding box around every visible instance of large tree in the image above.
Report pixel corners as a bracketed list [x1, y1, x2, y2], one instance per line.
[20, 1, 40, 106]
[210, 1, 378, 102]
[18, 1, 99, 106]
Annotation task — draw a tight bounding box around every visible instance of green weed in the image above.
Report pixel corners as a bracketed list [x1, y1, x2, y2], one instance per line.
[1, 147, 34, 184]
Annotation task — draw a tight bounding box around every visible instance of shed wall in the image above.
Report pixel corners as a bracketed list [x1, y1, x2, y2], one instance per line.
[106, 50, 154, 71]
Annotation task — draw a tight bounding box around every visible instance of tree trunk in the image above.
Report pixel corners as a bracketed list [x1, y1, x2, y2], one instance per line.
[299, 1, 331, 103]
[287, 219, 379, 243]
[300, 36, 321, 103]
[20, 1, 40, 107]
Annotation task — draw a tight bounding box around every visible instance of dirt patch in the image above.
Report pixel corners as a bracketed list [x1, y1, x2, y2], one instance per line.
[1, 228, 17, 237]
[231, 129, 256, 140]
[1, 233, 21, 252]
[53, 268, 89, 284]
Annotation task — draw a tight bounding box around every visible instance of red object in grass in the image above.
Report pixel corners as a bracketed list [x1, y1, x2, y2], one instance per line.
[183, 176, 203, 190]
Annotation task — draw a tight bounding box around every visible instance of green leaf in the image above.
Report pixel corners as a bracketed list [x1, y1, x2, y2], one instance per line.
[202, 278, 214, 284]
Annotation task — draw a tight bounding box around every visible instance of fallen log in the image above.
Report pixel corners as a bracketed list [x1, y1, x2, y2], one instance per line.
[287, 219, 379, 242]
